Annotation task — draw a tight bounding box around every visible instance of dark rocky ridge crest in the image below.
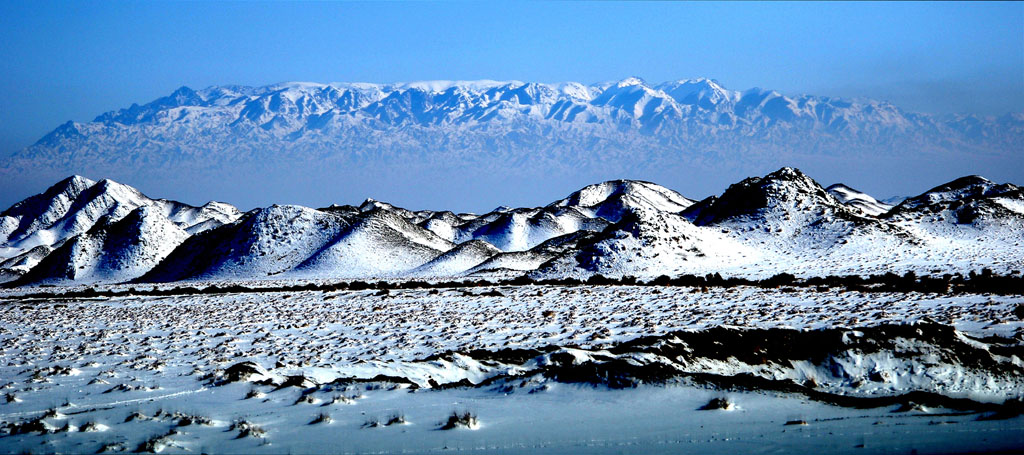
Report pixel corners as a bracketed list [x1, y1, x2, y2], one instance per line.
[681, 167, 867, 226]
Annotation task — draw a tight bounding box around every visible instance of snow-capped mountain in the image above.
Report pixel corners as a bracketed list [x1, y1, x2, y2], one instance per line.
[3, 168, 1023, 286]
[0, 176, 240, 282]
[3, 78, 1020, 212]
[20, 78, 1020, 157]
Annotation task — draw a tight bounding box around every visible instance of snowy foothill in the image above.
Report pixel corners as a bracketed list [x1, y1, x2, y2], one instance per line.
[1, 167, 1022, 286]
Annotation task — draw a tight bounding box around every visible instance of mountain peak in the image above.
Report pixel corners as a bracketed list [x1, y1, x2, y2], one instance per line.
[0, 174, 96, 224]
[171, 85, 196, 96]
[616, 76, 647, 87]
[682, 167, 844, 226]
[940, 175, 993, 189]
[165, 85, 204, 106]
[916, 175, 1003, 201]
[88, 178, 145, 200]
[654, 78, 738, 108]
[398, 80, 517, 93]
[661, 77, 722, 88]
[33, 120, 83, 146]
[549, 179, 693, 220]
[359, 198, 386, 212]
[54, 175, 95, 191]
[765, 166, 811, 182]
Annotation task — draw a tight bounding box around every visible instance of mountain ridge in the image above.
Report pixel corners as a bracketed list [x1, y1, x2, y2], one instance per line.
[0, 175, 241, 282]
[3, 169, 1022, 286]
[55, 77, 1021, 135]
[4, 78, 1021, 215]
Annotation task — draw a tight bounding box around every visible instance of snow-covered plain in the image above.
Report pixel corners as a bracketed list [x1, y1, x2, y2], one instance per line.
[2, 284, 1023, 453]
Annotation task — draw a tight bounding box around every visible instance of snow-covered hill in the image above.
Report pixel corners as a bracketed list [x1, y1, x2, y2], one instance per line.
[536, 168, 1021, 280]
[887, 176, 1023, 223]
[395, 179, 690, 254]
[3, 168, 1022, 285]
[290, 208, 454, 278]
[532, 207, 759, 279]
[547, 179, 695, 222]
[409, 240, 502, 278]
[877, 176, 1024, 273]
[15, 206, 189, 285]
[140, 205, 351, 282]
[826, 183, 893, 216]
[0, 176, 240, 282]
[681, 167, 910, 251]
[674, 168, 915, 278]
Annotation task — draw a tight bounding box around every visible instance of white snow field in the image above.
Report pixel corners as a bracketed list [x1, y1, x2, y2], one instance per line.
[1, 284, 1023, 454]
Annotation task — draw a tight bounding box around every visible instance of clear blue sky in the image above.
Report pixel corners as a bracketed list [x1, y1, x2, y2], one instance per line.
[1, 1, 1021, 156]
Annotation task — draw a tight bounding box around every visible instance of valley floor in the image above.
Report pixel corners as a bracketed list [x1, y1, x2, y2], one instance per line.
[1, 284, 1023, 453]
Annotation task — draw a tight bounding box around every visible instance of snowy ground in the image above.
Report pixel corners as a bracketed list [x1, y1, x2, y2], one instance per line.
[2, 284, 1023, 453]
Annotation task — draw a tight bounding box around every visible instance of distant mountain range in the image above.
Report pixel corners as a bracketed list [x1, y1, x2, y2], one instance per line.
[24, 78, 1024, 151]
[2, 78, 1021, 211]
[3, 168, 1021, 286]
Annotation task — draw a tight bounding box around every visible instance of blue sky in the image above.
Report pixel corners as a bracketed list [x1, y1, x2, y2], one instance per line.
[1, 1, 1021, 155]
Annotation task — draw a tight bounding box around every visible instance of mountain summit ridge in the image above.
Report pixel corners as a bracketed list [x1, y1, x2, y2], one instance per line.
[16, 77, 1022, 150]
[4, 77, 1020, 213]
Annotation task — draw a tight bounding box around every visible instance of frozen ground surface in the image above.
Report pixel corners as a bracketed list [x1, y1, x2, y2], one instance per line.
[1, 284, 1023, 453]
